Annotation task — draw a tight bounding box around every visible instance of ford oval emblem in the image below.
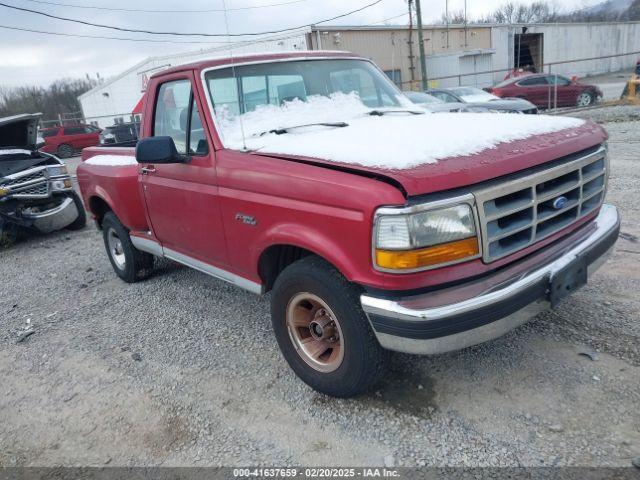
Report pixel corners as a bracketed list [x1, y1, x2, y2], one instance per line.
[552, 196, 568, 210]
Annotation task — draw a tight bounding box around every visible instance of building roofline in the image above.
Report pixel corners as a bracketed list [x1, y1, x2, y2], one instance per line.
[310, 20, 640, 31]
[79, 29, 311, 99]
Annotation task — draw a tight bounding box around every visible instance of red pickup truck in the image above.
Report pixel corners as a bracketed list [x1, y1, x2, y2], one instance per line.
[77, 52, 619, 397]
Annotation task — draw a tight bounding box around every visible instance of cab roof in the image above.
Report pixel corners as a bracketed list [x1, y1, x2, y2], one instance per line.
[152, 50, 362, 79]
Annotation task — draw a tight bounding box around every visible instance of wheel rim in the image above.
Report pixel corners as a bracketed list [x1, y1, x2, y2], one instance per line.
[107, 228, 126, 270]
[577, 93, 591, 106]
[286, 292, 344, 373]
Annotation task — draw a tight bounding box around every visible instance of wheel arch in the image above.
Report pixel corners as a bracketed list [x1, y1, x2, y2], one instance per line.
[88, 195, 112, 227]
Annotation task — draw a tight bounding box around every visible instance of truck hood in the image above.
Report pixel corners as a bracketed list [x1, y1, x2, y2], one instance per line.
[0, 113, 42, 153]
[253, 120, 607, 197]
[0, 114, 59, 178]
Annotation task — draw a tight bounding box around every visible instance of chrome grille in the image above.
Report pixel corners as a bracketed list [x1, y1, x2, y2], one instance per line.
[1, 167, 49, 198]
[474, 146, 607, 263]
[3, 169, 46, 186]
[17, 182, 50, 196]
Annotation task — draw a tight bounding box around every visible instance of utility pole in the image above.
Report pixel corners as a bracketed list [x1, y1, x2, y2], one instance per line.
[407, 0, 416, 88]
[415, 0, 428, 90]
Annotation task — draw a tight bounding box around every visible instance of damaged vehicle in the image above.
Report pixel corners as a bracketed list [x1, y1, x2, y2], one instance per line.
[0, 114, 86, 244]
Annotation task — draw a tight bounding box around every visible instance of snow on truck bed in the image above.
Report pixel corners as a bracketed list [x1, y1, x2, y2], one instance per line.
[219, 92, 585, 170]
[85, 155, 137, 166]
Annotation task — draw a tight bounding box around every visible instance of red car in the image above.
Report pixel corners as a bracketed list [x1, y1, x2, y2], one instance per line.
[487, 74, 603, 109]
[77, 52, 618, 397]
[40, 124, 101, 158]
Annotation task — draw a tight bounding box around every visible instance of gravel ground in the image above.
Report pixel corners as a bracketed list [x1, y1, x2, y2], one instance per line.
[1, 112, 639, 467]
[565, 104, 640, 124]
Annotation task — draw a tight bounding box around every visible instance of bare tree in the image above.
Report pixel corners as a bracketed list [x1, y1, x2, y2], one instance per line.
[441, 9, 467, 24]
[487, 2, 555, 23]
[0, 78, 96, 122]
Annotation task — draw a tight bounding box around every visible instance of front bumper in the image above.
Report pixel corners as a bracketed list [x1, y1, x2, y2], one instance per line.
[20, 196, 79, 233]
[361, 204, 620, 355]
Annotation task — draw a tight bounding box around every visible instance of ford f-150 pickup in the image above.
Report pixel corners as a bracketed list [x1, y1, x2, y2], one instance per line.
[77, 52, 619, 397]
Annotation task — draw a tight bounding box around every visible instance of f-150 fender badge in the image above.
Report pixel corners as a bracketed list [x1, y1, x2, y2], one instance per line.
[235, 213, 257, 226]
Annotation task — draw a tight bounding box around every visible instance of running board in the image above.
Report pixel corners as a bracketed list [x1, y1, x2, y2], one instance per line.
[130, 234, 263, 295]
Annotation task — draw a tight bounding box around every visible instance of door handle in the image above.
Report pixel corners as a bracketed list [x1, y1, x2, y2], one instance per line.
[141, 166, 156, 175]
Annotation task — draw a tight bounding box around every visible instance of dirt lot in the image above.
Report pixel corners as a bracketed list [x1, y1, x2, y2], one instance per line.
[1, 110, 639, 467]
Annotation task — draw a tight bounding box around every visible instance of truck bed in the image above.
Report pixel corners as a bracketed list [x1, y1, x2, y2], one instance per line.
[77, 147, 148, 231]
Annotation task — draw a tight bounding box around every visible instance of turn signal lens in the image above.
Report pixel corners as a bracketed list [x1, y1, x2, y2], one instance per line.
[375, 237, 479, 270]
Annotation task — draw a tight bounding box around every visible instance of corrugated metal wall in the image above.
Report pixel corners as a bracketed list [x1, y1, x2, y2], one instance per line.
[491, 23, 640, 84]
[309, 26, 492, 90]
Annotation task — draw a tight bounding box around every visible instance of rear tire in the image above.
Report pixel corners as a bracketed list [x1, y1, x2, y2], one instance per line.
[102, 212, 154, 283]
[57, 144, 74, 159]
[271, 256, 387, 397]
[65, 192, 87, 231]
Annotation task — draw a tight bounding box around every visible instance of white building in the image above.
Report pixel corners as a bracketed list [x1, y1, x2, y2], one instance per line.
[79, 32, 309, 128]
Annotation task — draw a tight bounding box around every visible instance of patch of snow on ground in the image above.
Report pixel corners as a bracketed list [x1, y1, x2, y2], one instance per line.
[217, 93, 586, 170]
[85, 155, 137, 166]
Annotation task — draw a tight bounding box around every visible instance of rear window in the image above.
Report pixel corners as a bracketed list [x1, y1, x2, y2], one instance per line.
[493, 78, 518, 88]
[41, 129, 58, 138]
[63, 126, 87, 135]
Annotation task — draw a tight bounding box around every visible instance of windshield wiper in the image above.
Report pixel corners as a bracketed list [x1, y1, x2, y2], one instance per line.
[259, 122, 349, 136]
[368, 109, 425, 116]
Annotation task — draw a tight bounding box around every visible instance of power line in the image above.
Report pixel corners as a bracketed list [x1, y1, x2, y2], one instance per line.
[367, 12, 408, 24]
[0, 12, 408, 46]
[22, 0, 311, 13]
[0, 24, 229, 43]
[0, 0, 384, 37]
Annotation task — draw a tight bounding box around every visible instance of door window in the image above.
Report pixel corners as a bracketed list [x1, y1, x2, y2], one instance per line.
[546, 75, 571, 86]
[517, 76, 549, 86]
[189, 101, 208, 156]
[154, 80, 192, 155]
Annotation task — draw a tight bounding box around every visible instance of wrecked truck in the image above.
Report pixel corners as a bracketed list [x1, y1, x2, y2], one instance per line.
[0, 114, 86, 244]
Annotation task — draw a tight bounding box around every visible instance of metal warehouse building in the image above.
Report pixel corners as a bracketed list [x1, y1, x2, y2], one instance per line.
[307, 22, 640, 89]
[79, 22, 640, 127]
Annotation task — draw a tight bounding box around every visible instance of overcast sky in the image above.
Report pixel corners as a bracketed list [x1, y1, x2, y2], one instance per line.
[0, 0, 600, 88]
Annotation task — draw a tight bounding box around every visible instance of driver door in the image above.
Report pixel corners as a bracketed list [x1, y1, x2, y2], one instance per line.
[140, 74, 229, 267]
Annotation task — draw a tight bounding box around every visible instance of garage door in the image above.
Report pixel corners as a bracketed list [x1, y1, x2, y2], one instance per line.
[459, 53, 493, 88]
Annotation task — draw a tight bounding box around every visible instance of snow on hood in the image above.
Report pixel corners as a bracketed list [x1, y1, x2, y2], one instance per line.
[218, 93, 585, 170]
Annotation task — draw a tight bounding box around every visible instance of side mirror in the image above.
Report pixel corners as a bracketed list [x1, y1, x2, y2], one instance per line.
[136, 136, 185, 164]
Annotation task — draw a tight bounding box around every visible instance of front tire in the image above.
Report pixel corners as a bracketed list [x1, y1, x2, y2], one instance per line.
[271, 256, 387, 397]
[576, 92, 594, 107]
[102, 212, 154, 283]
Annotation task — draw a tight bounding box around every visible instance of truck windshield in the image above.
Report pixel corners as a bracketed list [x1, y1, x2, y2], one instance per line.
[204, 58, 410, 148]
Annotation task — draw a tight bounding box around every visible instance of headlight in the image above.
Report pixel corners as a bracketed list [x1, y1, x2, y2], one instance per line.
[374, 200, 480, 272]
[47, 165, 68, 177]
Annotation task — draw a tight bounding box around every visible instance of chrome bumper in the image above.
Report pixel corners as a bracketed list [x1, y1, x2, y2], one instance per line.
[361, 204, 620, 355]
[21, 196, 79, 233]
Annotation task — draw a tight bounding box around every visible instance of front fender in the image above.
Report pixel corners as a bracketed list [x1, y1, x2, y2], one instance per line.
[251, 222, 368, 284]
